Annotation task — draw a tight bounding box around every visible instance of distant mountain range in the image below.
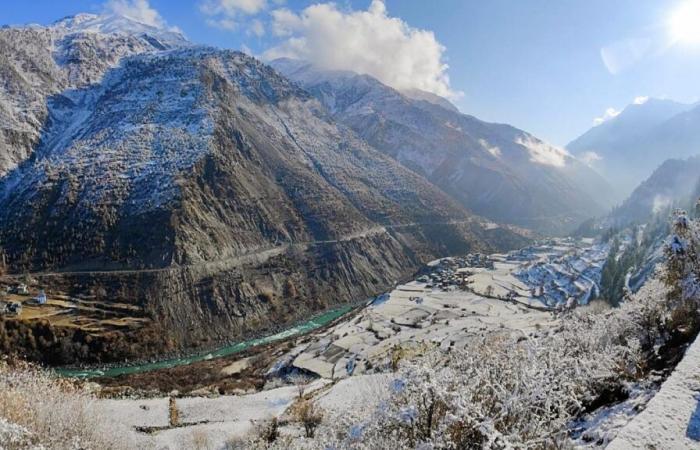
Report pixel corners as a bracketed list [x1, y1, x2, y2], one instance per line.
[271, 58, 612, 235]
[568, 98, 700, 200]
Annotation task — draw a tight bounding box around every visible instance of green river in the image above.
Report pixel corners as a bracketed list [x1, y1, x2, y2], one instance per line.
[55, 304, 355, 379]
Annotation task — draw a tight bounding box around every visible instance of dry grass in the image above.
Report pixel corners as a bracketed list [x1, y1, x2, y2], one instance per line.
[290, 400, 324, 438]
[189, 429, 213, 450]
[0, 358, 134, 449]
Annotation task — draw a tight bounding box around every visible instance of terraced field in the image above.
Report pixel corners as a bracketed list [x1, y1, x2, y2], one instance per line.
[1, 286, 149, 334]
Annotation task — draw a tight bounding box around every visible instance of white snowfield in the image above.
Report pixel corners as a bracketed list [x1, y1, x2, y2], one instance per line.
[608, 335, 700, 450]
[89, 239, 612, 448]
[92, 382, 328, 449]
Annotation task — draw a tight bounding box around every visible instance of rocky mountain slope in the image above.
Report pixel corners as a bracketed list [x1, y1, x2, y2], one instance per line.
[0, 13, 188, 177]
[271, 58, 611, 235]
[567, 98, 698, 198]
[610, 156, 700, 226]
[0, 14, 528, 362]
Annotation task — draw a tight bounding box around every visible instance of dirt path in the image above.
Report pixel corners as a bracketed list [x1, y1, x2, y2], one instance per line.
[10, 220, 483, 278]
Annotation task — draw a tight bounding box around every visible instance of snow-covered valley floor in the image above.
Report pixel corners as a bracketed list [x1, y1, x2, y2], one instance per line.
[88, 238, 699, 449]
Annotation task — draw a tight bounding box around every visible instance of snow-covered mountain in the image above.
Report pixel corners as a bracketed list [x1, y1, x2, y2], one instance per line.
[271, 58, 612, 235]
[50, 13, 187, 47]
[0, 13, 189, 177]
[567, 98, 698, 198]
[0, 14, 529, 354]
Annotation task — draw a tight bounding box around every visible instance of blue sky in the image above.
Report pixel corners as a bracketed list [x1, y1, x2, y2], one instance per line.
[3, 0, 700, 146]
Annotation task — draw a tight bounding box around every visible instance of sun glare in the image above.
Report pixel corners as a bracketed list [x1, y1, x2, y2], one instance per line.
[669, 0, 700, 45]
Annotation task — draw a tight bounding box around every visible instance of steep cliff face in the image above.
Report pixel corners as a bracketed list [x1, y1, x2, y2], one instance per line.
[271, 59, 611, 235]
[0, 17, 528, 361]
[1, 49, 499, 271]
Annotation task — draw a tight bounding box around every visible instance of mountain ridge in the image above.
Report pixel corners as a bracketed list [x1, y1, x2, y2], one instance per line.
[271, 57, 612, 235]
[567, 97, 700, 198]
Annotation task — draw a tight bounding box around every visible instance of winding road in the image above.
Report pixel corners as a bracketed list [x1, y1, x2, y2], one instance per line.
[14, 219, 490, 278]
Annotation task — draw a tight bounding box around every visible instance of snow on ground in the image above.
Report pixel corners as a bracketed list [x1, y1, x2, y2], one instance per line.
[282, 281, 555, 381]
[607, 334, 700, 450]
[277, 238, 608, 381]
[570, 380, 660, 448]
[92, 381, 329, 449]
[91, 239, 611, 448]
[316, 373, 393, 418]
[510, 240, 608, 308]
[154, 385, 301, 449]
[93, 398, 170, 429]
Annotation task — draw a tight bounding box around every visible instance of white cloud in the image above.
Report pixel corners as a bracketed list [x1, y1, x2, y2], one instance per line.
[206, 17, 237, 30]
[248, 19, 265, 37]
[593, 107, 621, 125]
[200, 0, 267, 31]
[515, 135, 569, 168]
[580, 151, 602, 167]
[270, 8, 301, 36]
[263, 0, 460, 99]
[652, 194, 671, 214]
[633, 95, 649, 105]
[105, 0, 167, 28]
[479, 139, 501, 158]
[201, 0, 267, 15]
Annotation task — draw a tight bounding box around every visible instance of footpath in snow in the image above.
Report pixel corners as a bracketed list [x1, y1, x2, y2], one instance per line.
[608, 334, 700, 449]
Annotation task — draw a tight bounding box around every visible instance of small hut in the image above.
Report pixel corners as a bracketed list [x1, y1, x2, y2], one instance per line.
[34, 290, 47, 305]
[15, 283, 29, 295]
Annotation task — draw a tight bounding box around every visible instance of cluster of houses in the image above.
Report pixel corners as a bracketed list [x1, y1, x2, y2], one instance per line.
[0, 283, 48, 318]
[417, 254, 496, 291]
[2, 301, 22, 317]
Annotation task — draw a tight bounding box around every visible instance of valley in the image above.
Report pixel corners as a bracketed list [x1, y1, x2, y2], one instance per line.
[2, 4, 700, 449]
[43, 237, 615, 448]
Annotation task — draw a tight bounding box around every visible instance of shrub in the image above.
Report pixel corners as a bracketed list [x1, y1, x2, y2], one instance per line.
[256, 416, 280, 444]
[0, 358, 134, 449]
[292, 400, 324, 438]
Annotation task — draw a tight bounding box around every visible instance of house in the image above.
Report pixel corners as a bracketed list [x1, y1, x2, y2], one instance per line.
[3, 302, 22, 317]
[33, 290, 47, 305]
[14, 283, 29, 295]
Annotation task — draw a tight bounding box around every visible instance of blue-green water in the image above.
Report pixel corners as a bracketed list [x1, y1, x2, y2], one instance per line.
[55, 305, 355, 379]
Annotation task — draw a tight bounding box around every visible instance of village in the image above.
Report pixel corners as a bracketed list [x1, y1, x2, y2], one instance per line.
[0, 275, 149, 336]
[0, 281, 47, 318]
[416, 237, 608, 309]
[265, 237, 609, 381]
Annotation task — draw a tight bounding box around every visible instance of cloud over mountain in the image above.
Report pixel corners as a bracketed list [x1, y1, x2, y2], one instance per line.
[199, 0, 267, 31]
[104, 0, 167, 28]
[263, 0, 460, 99]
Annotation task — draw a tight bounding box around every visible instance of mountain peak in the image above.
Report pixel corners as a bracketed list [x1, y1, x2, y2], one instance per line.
[619, 97, 690, 118]
[272, 59, 611, 234]
[50, 12, 188, 47]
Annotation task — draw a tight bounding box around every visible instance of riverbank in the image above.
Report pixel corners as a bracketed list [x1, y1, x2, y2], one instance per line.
[56, 302, 361, 379]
